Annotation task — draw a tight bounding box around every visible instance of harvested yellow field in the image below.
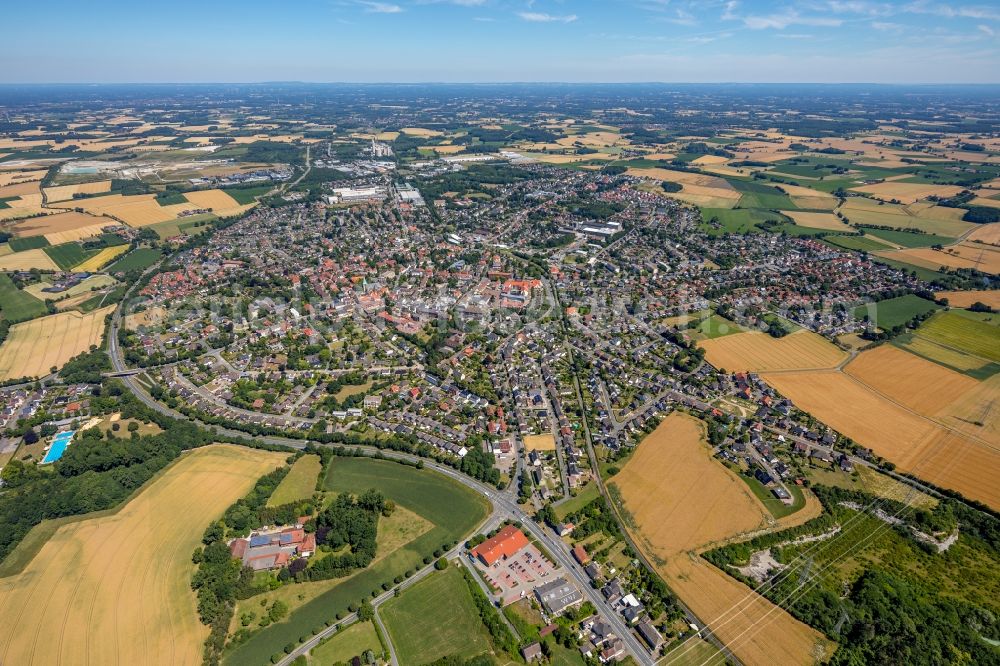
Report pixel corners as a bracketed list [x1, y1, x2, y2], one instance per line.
[850, 182, 963, 204]
[73, 245, 129, 272]
[699, 330, 847, 373]
[0, 193, 48, 221]
[0, 248, 59, 271]
[421, 144, 465, 154]
[844, 345, 978, 414]
[0, 181, 41, 198]
[523, 434, 556, 451]
[774, 183, 835, 200]
[0, 306, 114, 380]
[0, 170, 47, 187]
[52, 193, 201, 227]
[935, 290, 1000, 310]
[838, 198, 975, 237]
[791, 196, 839, 210]
[181, 189, 253, 216]
[556, 131, 622, 148]
[970, 197, 1000, 210]
[782, 211, 852, 232]
[0, 444, 285, 666]
[760, 370, 1000, 509]
[376, 131, 400, 141]
[877, 242, 1000, 275]
[690, 154, 730, 166]
[613, 413, 832, 666]
[43, 180, 112, 202]
[628, 167, 742, 208]
[936, 374, 1000, 448]
[10, 210, 104, 238]
[43, 223, 110, 245]
[525, 152, 614, 164]
[967, 223, 1000, 244]
[400, 127, 443, 137]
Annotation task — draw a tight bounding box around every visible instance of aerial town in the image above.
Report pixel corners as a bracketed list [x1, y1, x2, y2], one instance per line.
[0, 76, 998, 666]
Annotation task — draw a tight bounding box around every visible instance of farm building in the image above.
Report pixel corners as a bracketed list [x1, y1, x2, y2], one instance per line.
[229, 524, 316, 571]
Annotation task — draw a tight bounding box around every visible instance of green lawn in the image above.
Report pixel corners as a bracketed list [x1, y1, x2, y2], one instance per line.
[853, 294, 942, 330]
[696, 314, 743, 339]
[554, 483, 601, 522]
[916, 311, 1000, 363]
[308, 620, 382, 665]
[740, 474, 807, 520]
[0, 273, 47, 322]
[107, 247, 163, 273]
[266, 454, 321, 507]
[222, 457, 490, 666]
[381, 566, 492, 664]
[226, 185, 273, 205]
[8, 236, 50, 252]
[662, 636, 727, 665]
[43, 242, 97, 270]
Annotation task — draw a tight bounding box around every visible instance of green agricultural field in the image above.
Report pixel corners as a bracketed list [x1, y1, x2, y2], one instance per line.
[43, 242, 97, 271]
[222, 456, 490, 666]
[699, 208, 788, 235]
[824, 234, 893, 252]
[308, 620, 382, 665]
[853, 294, 942, 330]
[0, 273, 47, 322]
[863, 228, 956, 248]
[226, 185, 274, 205]
[916, 311, 1000, 363]
[381, 567, 493, 664]
[8, 236, 50, 252]
[266, 454, 321, 507]
[727, 178, 798, 209]
[107, 248, 163, 273]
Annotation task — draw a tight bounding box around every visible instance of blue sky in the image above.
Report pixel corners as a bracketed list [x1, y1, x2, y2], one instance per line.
[2, 0, 998, 83]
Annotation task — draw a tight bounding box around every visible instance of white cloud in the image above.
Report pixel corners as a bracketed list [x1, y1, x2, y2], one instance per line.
[742, 10, 842, 29]
[518, 11, 578, 23]
[358, 1, 403, 13]
[904, 2, 1000, 21]
[979, 24, 996, 36]
[872, 21, 905, 31]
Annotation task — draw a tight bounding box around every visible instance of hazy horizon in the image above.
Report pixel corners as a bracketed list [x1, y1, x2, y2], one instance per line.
[3, 0, 999, 84]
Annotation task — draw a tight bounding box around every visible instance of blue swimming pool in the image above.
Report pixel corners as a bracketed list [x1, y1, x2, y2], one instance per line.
[41, 431, 75, 464]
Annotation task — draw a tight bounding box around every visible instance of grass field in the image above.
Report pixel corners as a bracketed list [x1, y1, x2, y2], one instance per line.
[0, 273, 46, 321]
[824, 234, 893, 252]
[107, 247, 163, 272]
[916, 311, 1000, 363]
[662, 637, 727, 665]
[698, 329, 847, 373]
[554, 483, 601, 522]
[223, 457, 490, 665]
[863, 228, 956, 248]
[728, 179, 797, 209]
[699, 207, 786, 235]
[43, 241, 96, 270]
[381, 566, 493, 664]
[8, 235, 49, 251]
[852, 294, 942, 330]
[266, 454, 320, 507]
[612, 413, 830, 666]
[308, 621, 382, 665]
[690, 314, 743, 340]
[0, 305, 114, 380]
[225, 186, 273, 205]
[0, 444, 284, 666]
